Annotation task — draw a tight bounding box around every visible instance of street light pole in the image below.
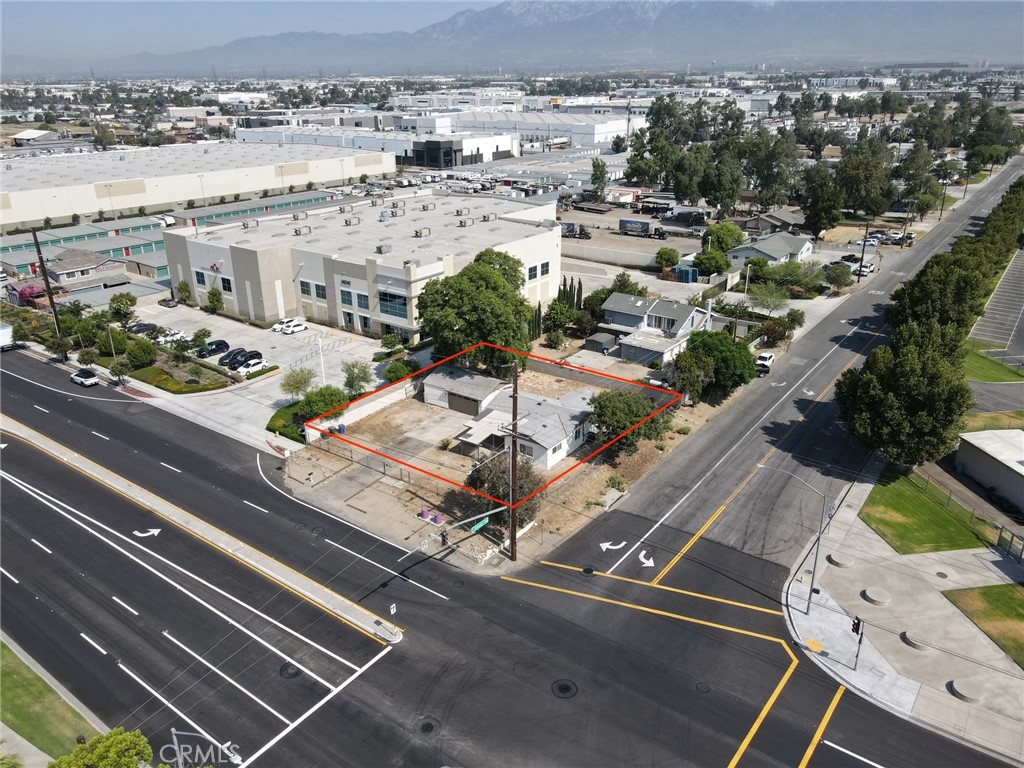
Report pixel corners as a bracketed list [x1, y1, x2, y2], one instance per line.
[937, 179, 949, 221]
[756, 464, 830, 613]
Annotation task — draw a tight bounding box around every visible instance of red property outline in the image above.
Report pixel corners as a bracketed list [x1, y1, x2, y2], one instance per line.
[305, 341, 681, 510]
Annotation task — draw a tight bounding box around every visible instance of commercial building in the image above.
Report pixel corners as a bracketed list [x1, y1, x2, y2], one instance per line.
[1, 142, 395, 231]
[400, 111, 631, 148]
[164, 189, 561, 341]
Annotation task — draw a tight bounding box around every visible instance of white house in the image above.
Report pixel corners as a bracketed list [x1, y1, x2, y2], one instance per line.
[726, 232, 814, 265]
[599, 292, 713, 366]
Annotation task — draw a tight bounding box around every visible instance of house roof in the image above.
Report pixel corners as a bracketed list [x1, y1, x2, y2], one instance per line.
[648, 298, 698, 324]
[12, 129, 54, 141]
[464, 388, 593, 451]
[761, 208, 805, 227]
[601, 292, 656, 316]
[423, 365, 507, 402]
[959, 429, 1024, 474]
[50, 249, 125, 271]
[728, 232, 810, 261]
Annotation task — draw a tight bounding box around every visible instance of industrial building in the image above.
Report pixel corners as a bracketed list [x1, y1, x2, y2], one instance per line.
[1, 142, 395, 231]
[398, 111, 632, 148]
[164, 189, 561, 341]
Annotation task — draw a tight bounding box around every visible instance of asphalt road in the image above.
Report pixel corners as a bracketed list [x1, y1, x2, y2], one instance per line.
[2, 157, 1020, 767]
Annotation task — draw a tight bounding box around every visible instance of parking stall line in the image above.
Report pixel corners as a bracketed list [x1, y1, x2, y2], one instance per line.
[30, 538, 52, 554]
[2, 471, 349, 686]
[159, 462, 182, 473]
[0, 568, 20, 584]
[33, 405, 49, 413]
[242, 500, 270, 514]
[162, 631, 291, 725]
[91, 431, 110, 440]
[112, 595, 139, 616]
[79, 633, 108, 655]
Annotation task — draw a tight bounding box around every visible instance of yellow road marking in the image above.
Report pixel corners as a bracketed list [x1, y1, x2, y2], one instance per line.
[1, 428, 389, 645]
[540, 561, 783, 616]
[805, 638, 824, 654]
[651, 335, 878, 585]
[798, 686, 846, 768]
[727, 651, 799, 768]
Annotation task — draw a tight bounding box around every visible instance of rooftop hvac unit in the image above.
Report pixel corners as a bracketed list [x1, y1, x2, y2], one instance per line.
[421, 202, 436, 211]
[376, 244, 393, 255]
[294, 225, 312, 236]
[390, 208, 406, 217]
[344, 217, 361, 226]
[390, 199, 405, 208]
[455, 208, 469, 216]
[292, 211, 308, 221]
[481, 213, 496, 222]
[459, 218, 475, 227]
[338, 204, 353, 213]
[241, 219, 260, 229]
[414, 227, 431, 237]
[371, 198, 382, 207]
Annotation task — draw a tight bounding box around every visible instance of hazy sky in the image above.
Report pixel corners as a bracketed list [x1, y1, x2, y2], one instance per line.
[1, 1, 497, 60]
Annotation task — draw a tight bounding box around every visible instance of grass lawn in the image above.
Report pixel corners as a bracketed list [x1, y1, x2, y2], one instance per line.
[964, 410, 1024, 432]
[130, 365, 230, 394]
[859, 465, 994, 554]
[0, 642, 98, 758]
[944, 583, 1024, 671]
[266, 401, 305, 444]
[964, 346, 1024, 383]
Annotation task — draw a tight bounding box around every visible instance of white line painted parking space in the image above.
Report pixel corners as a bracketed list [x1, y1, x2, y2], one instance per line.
[79, 633, 107, 655]
[91, 431, 110, 440]
[112, 595, 139, 615]
[0, 568, 20, 584]
[159, 462, 182, 473]
[243, 500, 270, 514]
[30, 538, 52, 554]
[33, 405, 49, 413]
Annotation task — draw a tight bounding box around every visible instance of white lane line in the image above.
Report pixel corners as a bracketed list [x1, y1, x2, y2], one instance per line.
[608, 321, 871, 574]
[243, 500, 270, 514]
[159, 462, 182, 473]
[33, 405, 49, 413]
[79, 633, 107, 655]
[2, 472, 353, 683]
[325, 538, 449, 601]
[0, 568, 20, 584]
[30, 538, 52, 554]
[2, 369, 133, 402]
[822, 740, 888, 767]
[112, 595, 139, 616]
[91, 431, 110, 441]
[162, 631, 290, 725]
[119, 662, 228, 755]
[256, 454, 411, 554]
[238, 645, 392, 768]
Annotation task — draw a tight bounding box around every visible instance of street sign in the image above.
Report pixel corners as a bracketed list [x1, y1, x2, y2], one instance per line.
[389, 603, 396, 616]
[828, 501, 837, 519]
[470, 517, 489, 533]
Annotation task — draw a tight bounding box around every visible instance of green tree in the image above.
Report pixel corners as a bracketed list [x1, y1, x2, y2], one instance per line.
[700, 155, 744, 215]
[671, 144, 711, 205]
[298, 384, 348, 420]
[582, 288, 613, 317]
[543, 299, 578, 333]
[701, 221, 745, 254]
[800, 162, 844, 237]
[466, 453, 543, 526]
[77, 347, 98, 367]
[589, 389, 669, 455]
[748, 281, 791, 316]
[835, 137, 893, 217]
[190, 327, 211, 351]
[823, 263, 854, 292]
[107, 291, 137, 322]
[50, 727, 152, 768]
[176, 280, 191, 303]
[611, 134, 628, 153]
[92, 123, 116, 150]
[281, 366, 317, 399]
[472, 248, 524, 291]
[45, 335, 73, 361]
[108, 357, 132, 385]
[545, 329, 565, 349]
[590, 158, 609, 202]
[671, 348, 715, 404]
[835, 321, 973, 466]
[741, 127, 799, 210]
[380, 333, 401, 351]
[382, 359, 420, 383]
[655, 247, 680, 270]
[96, 327, 128, 356]
[124, 338, 157, 369]
[880, 91, 908, 120]
[206, 285, 223, 313]
[342, 360, 374, 400]
[609, 271, 647, 297]
[685, 330, 757, 397]
[693, 250, 729, 276]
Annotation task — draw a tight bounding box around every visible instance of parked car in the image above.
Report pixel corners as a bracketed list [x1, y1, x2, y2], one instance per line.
[196, 339, 230, 359]
[280, 320, 308, 335]
[155, 329, 186, 345]
[127, 321, 157, 335]
[228, 350, 263, 371]
[841, 253, 861, 264]
[218, 347, 248, 367]
[236, 358, 269, 376]
[756, 352, 776, 368]
[157, 297, 179, 308]
[271, 317, 304, 333]
[70, 368, 100, 387]
[825, 260, 849, 269]
[853, 263, 876, 276]
[855, 238, 879, 247]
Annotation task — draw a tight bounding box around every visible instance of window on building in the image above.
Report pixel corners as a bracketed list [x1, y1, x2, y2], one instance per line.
[378, 290, 408, 319]
[340, 289, 353, 306]
[528, 265, 538, 280]
[299, 280, 311, 296]
[221, 276, 232, 293]
[357, 293, 369, 310]
[360, 315, 370, 330]
[540, 261, 550, 276]
[195, 271, 206, 286]
[518, 442, 534, 457]
[314, 284, 327, 300]
[80, 269, 91, 277]
[344, 312, 354, 326]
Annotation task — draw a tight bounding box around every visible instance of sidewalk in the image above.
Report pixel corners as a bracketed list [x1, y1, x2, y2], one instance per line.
[785, 453, 1024, 766]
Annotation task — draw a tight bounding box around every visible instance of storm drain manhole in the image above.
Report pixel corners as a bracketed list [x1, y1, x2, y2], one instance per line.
[581, 567, 594, 576]
[552, 679, 578, 698]
[696, 682, 711, 694]
[429, 574, 440, 582]
[279, 663, 301, 679]
[936, 572, 948, 579]
[453, 580, 465, 588]
[418, 716, 440, 736]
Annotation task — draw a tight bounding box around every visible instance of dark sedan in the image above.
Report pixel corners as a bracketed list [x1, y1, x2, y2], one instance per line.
[218, 347, 247, 367]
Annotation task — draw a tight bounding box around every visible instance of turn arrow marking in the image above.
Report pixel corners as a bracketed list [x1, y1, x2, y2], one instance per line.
[132, 528, 161, 538]
[600, 541, 626, 551]
[639, 550, 655, 568]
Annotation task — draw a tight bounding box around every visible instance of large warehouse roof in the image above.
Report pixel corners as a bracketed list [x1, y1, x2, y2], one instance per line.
[1, 142, 387, 193]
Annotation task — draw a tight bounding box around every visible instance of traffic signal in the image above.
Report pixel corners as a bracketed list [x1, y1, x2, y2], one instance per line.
[851, 617, 862, 635]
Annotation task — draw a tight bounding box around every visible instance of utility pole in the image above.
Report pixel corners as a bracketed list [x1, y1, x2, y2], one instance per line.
[32, 230, 65, 359]
[509, 361, 520, 562]
[856, 220, 870, 284]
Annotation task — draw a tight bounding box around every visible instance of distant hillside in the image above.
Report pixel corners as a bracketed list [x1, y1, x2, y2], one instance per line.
[4, 1, 1022, 78]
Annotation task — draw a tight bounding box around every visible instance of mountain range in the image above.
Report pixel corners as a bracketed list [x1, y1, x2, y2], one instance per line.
[4, 1, 1023, 79]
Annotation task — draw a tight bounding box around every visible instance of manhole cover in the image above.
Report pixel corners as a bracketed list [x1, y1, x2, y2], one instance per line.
[696, 682, 711, 693]
[420, 722, 435, 734]
[279, 663, 301, 679]
[429, 574, 440, 582]
[936, 572, 948, 579]
[293, 522, 306, 531]
[552, 679, 578, 698]
[582, 567, 594, 576]
[453, 580, 464, 588]
[417, 716, 440, 736]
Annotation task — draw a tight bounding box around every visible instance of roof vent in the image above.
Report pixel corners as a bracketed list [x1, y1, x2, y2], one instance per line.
[376, 244, 393, 255]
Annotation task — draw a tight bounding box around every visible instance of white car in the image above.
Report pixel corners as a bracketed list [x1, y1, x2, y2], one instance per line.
[855, 238, 879, 247]
[236, 358, 269, 376]
[271, 317, 303, 333]
[155, 330, 186, 345]
[756, 352, 776, 367]
[280, 320, 308, 335]
[70, 368, 100, 387]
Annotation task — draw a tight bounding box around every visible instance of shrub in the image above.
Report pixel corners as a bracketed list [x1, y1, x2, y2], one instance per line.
[130, 366, 229, 394]
[607, 475, 627, 492]
[245, 364, 279, 380]
[382, 359, 420, 383]
[545, 329, 565, 349]
[125, 338, 157, 369]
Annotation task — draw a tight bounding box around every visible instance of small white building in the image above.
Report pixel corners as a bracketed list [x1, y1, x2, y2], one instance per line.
[727, 232, 814, 265]
[956, 430, 1024, 509]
